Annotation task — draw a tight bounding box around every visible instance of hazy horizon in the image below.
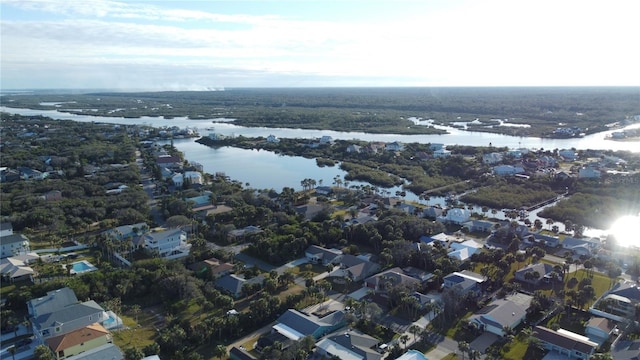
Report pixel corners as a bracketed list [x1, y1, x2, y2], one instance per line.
[2, 0, 639, 90]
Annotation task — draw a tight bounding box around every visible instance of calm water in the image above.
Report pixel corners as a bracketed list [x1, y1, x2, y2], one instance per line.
[3, 106, 638, 237]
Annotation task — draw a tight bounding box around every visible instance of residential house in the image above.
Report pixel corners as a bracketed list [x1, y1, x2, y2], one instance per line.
[346, 144, 361, 153]
[0, 233, 30, 258]
[493, 165, 525, 176]
[0, 257, 34, 283]
[433, 148, 451, 158]
[0, 222, 13, 237]
[103, 223, 148, 241]
[468, 293, 532, 336]
[189, 257, 234, 279]
[0, 168, 21, 182]
[364, 267, 422, 295]
[229, 346, 256, 360]
[338, 254, 380, 282]
[420, 232, 462, 247]
[515, 263, 558, 286]
[533, 326, 597, 359]
[19, 166, 46, 180]
[596, 282, 640, 319]
[228, 226, 262, 240]
[429, 143, 445, 151]
[578, 167, 601, 179]
[448, 240, 482, 261]
[215, 274, 248, 298]
[423, 206, 443, 219]
[463, 220, 495, 233]
[443, 271, 486, 297]
[584, 317, 617, 346]
[266, 134, 280, 143]
[42, 190, 63, 201]
[141, 229, 191, 260]
[319, 135, 333, 144]
[65, 343, 124, 360]
[32, 300, 107, 341]
[155, 155, 182, 168]
[272, 309, 346, 340]
[559, 149, 578, 161]
[316, 331, 382, 360]
[531, 233, 560, 247]
[437, 208, 471, 225]
[482, 152, 503, 165]
[315, 186, 333, 196]
[395, 350, 430, 360]
[28, 287, 79, 318]
[385, 141, 404, 151]
[611, 339, 640, 360]
[46, 323, 112, 360]
[295, 204, 326, 220]
[562, 237, 600, 256]
[305, 245, 343, 266]
[172, 171, 203, 187]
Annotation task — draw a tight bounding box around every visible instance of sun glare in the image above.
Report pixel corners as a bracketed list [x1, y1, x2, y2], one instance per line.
[609, 215, 640, 248]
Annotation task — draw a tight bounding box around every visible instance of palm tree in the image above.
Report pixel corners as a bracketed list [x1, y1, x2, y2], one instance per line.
[212, 344, 227, 360]
[458, 341, 470, 360]
[409, 324, 421, 343]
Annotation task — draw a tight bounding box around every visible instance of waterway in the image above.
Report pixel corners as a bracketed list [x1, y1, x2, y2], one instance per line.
[3, 106, 638, 238]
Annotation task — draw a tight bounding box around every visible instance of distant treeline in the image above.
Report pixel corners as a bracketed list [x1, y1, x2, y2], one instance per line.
[4, 87, 639, 137]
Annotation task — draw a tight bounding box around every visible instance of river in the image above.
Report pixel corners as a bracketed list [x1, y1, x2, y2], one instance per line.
[2, 105, 638, 237]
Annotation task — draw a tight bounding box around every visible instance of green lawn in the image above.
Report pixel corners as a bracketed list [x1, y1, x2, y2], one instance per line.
[501, 338, 529, 360]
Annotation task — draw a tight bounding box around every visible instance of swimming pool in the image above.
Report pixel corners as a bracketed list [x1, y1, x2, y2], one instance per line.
[69, 260, 97, 274]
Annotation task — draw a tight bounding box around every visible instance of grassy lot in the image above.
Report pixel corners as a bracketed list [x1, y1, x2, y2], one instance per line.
[501, 338, 529, 360]
[564, 269, 612, 308]
[545, 308, 591, 333]
[440, 354, 459, 360]
[111, 313, 158, 350]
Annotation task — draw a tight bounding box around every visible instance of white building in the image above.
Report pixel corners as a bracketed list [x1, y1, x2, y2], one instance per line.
[172, 171, 203, 187]
[437, 208, 471, 225]
[142, 229, 191, 260]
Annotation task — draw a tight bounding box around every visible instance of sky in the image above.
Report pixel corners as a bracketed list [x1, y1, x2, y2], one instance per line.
[1, 0, 639, 90]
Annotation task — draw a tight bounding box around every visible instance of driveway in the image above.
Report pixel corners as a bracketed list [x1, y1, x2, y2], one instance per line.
[470, 332, 499, 353]
[424, 332, 458, 360]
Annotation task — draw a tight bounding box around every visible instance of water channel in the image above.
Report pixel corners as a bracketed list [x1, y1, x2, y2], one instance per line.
[3, 105, 639, 237]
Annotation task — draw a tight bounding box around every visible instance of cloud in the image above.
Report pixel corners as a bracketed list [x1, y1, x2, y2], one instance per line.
[4, 0, 281, 25]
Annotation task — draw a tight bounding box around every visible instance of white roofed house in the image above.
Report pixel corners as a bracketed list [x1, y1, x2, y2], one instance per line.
[437, 208, 471, 225]
[141, 229, 191, 260]
[266, 134, 280, 143]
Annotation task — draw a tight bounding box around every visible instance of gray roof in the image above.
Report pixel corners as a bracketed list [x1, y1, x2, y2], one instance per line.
[0, 234, 29, 245]
[470, 296, 531, 329]
[276, 309, 345, 336]
[0, 222, 12, 232]
[534, 326, 597, 355]
[65, 343, 124, 360]
[318, 332, 381, 360]
[306, 245, 342, 261]
[611, 282, 640, 302]
[215, 274, 246, 295]
[277, 309, 325, 336]
[34, 300, 104, 330]
[28, 287, 78, 318]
